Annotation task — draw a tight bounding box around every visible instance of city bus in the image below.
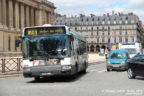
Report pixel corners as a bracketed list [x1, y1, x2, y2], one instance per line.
[22, 25, 88, 80]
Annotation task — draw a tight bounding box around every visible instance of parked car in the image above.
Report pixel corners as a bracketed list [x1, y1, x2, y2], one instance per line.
[127, 55, 144, 79]
[106, 49, 129, 71]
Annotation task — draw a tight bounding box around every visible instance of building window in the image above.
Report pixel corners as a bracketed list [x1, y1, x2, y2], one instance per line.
[91, 41, 93, 44]
[125, 31, 128, 35]
[108, 21, 110, 24]
[125, 20, 128, 24]
[114, 21, 116, 24]
[87, 18, 89, 21]
[97, 38, 99, 43]
[97, 32, 99, 35]
[91, 32, 93, 36]
[108, 31, 110, 35]
[97, 27, 99, 30]
[102, 38, 104, 43]
[119, 20, 122, 24]
[91, 27, 93, 31]
[8, 36, 11, 51]
[131, 37, 134, 42]
[86, 31, 88, 35]
[119, 31, 122, 35]
[92, 18, 94, 21]
[102, 32, 104, 35]
[108, 38, 110, 43]
[119, 37, 122, 42]
[125, 37, 128, 42]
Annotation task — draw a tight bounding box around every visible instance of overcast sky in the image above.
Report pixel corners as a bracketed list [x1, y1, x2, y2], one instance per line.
[49, 0, 144, 22]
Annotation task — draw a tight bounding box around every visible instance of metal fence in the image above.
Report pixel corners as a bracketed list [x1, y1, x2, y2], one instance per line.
[0, 58, 23, 73]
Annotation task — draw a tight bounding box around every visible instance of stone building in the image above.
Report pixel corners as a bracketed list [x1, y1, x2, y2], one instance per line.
[55, 13, 144, 53]
[0, 0, 55, 57]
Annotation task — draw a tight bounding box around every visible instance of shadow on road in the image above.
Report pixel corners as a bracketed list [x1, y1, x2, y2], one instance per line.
[27, 72, 88, 83]
[134, 76, 144, 80]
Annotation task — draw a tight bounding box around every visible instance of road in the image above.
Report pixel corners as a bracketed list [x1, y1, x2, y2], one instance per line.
[0, 63, 144, 96]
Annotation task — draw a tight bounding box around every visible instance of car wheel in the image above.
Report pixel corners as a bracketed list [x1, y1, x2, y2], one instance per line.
[107, 68, 110, 72]
[127, 68, 135, 79]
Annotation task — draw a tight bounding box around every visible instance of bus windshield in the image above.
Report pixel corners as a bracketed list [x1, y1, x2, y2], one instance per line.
[23, 36, 69, 59]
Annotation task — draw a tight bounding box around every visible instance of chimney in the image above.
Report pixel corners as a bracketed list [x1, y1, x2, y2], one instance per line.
[80, 14, 85, 18]
[128, 12, 134, 16]
[90, 14, 95, 17]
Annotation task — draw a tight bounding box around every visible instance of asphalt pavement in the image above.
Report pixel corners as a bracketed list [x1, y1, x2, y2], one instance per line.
[0, 63, 144, 96]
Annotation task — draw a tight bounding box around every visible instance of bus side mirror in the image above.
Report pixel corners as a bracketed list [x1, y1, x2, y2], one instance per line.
[15, 36, 22, 47]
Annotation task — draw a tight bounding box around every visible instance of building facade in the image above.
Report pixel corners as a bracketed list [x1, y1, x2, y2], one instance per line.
[55, 13, 144, 53]
[0, 0, 55, 57]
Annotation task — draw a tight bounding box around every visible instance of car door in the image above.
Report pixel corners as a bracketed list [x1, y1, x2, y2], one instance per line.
[137, 57, 144, 75]
[131, 56, 141, 74]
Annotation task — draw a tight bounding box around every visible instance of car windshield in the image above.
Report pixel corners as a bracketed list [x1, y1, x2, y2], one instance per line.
[22, 36, 69, 59]
[110, 52, 126, 59]
[125, 48, 137, 54]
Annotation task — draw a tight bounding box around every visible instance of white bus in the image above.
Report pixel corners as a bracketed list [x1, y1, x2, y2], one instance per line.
[22, 25, 88, 80]
[119, 43, 141, 58]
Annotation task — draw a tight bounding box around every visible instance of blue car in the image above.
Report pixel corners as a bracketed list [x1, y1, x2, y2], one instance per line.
[106, 49, 129, 71]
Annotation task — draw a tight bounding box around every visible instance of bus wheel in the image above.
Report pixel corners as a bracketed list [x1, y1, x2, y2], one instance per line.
[82, 63, 87, 73]
[34, 77, 40, 81]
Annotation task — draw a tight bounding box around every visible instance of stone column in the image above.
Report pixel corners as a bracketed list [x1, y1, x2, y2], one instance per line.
[0, 0, 2, 28]
[35, 9, 39, 26]
[50, 12, 54, 25]
[30, 7, 34, 26]
[26, 6, 30, 27]
[2, 0, 7, 29]
[8, 0, 14, 30]
[38, 9, 43, 26]
[15, 2, 20, 31]
[11, 35, 15, 52]
[20, 4, 24, 29]
[47, 12, 50, 24]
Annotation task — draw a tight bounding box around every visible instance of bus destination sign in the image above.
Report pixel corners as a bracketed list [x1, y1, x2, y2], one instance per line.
[25, 27, 66, 36]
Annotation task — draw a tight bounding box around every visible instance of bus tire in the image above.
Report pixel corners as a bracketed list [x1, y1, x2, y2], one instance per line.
[82, 62, 87, 73]
[75, 63, 78, 74]
[34, 77, 40, 81]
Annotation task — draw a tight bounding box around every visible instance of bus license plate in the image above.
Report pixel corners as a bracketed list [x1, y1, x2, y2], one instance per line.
[113, 65, 120, 67]
[41, 73, 53, 76]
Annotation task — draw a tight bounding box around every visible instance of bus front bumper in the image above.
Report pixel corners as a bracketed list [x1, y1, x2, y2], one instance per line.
[23, 65, 76, 77]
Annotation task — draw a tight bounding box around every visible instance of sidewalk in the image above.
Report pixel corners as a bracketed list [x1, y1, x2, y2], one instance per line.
[88, 53, 106, 64]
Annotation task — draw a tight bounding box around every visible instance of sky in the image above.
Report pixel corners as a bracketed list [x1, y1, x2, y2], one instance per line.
[49, 0, 144, 22]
